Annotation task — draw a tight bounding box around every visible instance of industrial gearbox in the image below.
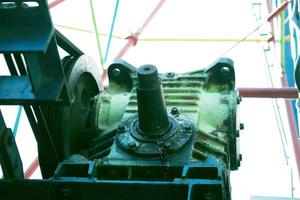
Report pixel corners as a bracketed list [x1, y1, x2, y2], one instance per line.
[42, 57, 241, 200]
[0, 1, 241, 199]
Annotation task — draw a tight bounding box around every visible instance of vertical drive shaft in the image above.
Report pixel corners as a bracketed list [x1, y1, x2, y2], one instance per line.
[136, 65, 170, 136]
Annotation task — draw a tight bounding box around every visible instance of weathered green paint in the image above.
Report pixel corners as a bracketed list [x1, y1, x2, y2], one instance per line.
[93, 58, 240, 170]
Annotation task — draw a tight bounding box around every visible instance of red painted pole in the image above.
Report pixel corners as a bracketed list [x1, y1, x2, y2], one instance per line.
[281, 76, 300, 182]
[114, 35, 138, 60]
[115, 0, 166, 59]
[284, 100, 300, 178]
[102, 0, 167, 80]
[238, 87, 298, 99]
[48, 0, 65, 9]
[266, 0, 300, 182]
[267, 0, 290, 22]
[24, 157, 39, 179]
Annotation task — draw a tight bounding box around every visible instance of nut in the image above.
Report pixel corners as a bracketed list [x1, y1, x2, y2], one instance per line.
[128, 140, 136, 148]
[117, 124, 126, 132]
[171, 107, 179, 116]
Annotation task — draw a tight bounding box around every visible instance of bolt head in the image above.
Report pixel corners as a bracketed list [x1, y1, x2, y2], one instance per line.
[237, 95, 242, 104]
[239, 154, 243, 161]
[240, 123, 244, 130]
[171, 107, 179, 116]
[117, 124, 125, 132]
[128, 140, 136, 148]
[184, 124, 192, 131]
[165, 72, 175, 77]
[236, 130, 240, 137]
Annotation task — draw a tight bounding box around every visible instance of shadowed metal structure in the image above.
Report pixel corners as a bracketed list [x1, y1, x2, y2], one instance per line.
[0, 0, 300, 199]
[0, 1, 241, 199]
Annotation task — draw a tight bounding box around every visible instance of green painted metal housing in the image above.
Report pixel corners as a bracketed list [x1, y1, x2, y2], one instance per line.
[91, 58, 241, 170]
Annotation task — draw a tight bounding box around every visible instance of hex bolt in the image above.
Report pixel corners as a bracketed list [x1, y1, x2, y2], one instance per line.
[184, 124, 192, 131]
[237, 95, 242, 104]
[117, 124, 126, 132]
[128, 140, 136, 148]
[171, 107, 179, 116]
[239, 154, 243, 161]
[112, 68, 121, 77]
[240, 123, 244, 130]
[165, 72, 175, 78]
[221, 66, 230, 76]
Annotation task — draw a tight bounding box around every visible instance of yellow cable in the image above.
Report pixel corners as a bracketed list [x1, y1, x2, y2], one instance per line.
[54, 24, 290, 43]
[139, 37, 270, 42]
[54, 24, 124, 40]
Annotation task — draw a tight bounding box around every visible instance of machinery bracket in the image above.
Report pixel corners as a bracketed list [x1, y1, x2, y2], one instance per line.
[0, 0, 73, 105]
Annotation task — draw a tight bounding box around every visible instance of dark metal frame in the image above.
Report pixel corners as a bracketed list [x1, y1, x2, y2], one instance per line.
[0, 179, 223, 200]
[0, 0, 84, 178]
[0, 2, 234, 200]
[0, 110, 23, 179]
[0, 156, 226, 200]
